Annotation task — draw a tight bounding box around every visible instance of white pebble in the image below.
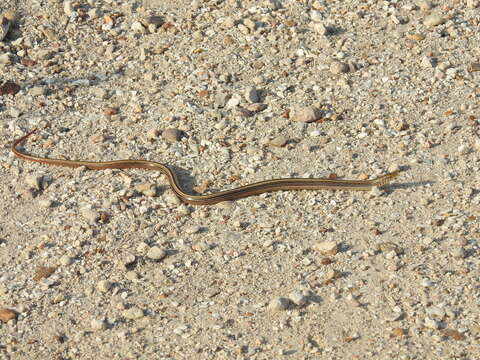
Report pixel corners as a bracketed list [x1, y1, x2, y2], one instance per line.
[424, 14, 444, 27]
[421, 278, 433, 287]
[146, 246, 166, 261]
[310, 10, 323, 22]
[467, 0, 479, 8]
[38, 199, 53, 208]
[97, 280, 112, 293]
[314, 240, 338, 255]
[64, 1, 73, 16]
[311, 22, 328, 35]
[185, 226, 200, 234]
[25, 175, 41, 190]
[80, 208, 100, 223]
[123, 307, 144, 320]
[268, 297, 291, 312]
[59, 255, 73, 266]
[91, 318, 107, 331]
[451, 247, 466, 259]
[226, 95, 241, 109]
[426, 306, 445, 319]
[131, 21, 146, 33]
[288, 291, 308, 307]
[424, 317, 441, 329]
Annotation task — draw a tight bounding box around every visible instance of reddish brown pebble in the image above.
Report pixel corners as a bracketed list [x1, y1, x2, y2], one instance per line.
[0, 308, 17, 322]
[0, 81, 21, 96]
[441, 329, 466, 340]
[104, 107, 119, 116]
[161, 23, 173, 31]
[33, 266, 57, 281]
[21, 58, 37, 66]
[392, 328, 406, 337]
[320, 257, 333, 265]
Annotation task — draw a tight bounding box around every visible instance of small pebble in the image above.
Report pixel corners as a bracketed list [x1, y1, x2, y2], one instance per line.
[226, 95, 241, 108]
[424, 14, 444, 27]
[421, 278, 433, 287]
[310, 10, 323, 22]
[10, 108, 21, 118]
[330, 61, 349, 74]
[91, 318, 107, 331]
[426, 306, 445, 319]
[288, 291, 308, 307]
[147, 15, 164, 27]
[25, 175, 42, 190]
[131, 21, 146, 33]
[244, 86, 259, 103]
[0, 53, 11, 64]
[0, 308, 17, 322]
[425, 317, 441, 329]
[451, 247, 466, 259]
[441, 328, 466, 340]
[162, 128, 182, 142]
[146, 128, 159, 140]
[33, 266, 56, 281]
[247, 103, 267, 113]
[135, 183, 157, 197]
[325, 269, 341, 280]
[80, 208, 100, 223]
[185, 226, 200, 234]
[392, 328, 407, 337]
[418, 1, 433, 10]
[290, 106, 321, 123]
[268, 297, 291, 312]
[312, 22, 329, 35]
[146, 246, 166, 261]
[97, 280, 112, 293]
[0, 15, 12, 42]
[269, 135, 288, 147]
[467, 0, 479, 8]
[123, 254, 136, 266]
[59, 255, 73, 266]
[407, 33, 425, 41]
[214, 92, 230, 108]
[125, 271, 139, 281]
[64, 1, 74, 16]
[243, 18, 256, 31]
[123, 307, 144, 320]
[165, 194, 182, 205]
[378, 242, 403, 256]
[29, 86, 46, 96]
[38, 199, 53, 208]
[314, 240, 338, 255]
[87, 8, 101, 19]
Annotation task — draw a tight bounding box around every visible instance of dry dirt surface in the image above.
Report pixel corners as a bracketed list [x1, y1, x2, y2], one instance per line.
[0, 0, 479, 359]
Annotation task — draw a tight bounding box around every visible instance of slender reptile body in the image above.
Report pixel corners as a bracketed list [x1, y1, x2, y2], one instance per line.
[12, 129, 399, 205]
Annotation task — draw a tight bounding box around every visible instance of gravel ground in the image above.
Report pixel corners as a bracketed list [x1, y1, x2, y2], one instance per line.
[1, 0, 479, 359]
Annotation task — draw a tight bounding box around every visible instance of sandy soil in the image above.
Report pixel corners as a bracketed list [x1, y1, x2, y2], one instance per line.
[0, 0, 479, 359]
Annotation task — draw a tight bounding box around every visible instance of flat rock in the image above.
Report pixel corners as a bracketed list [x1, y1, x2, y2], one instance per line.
[0, 308, 17, 322]
[162, 128, 182, 142]
[290, 106, 321, 123]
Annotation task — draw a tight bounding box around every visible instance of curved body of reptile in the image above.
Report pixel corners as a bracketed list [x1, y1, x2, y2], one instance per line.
[11, 129, 399, 205]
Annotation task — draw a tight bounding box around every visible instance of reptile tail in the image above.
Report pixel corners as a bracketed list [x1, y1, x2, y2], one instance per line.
[372, 171, 400, 187]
